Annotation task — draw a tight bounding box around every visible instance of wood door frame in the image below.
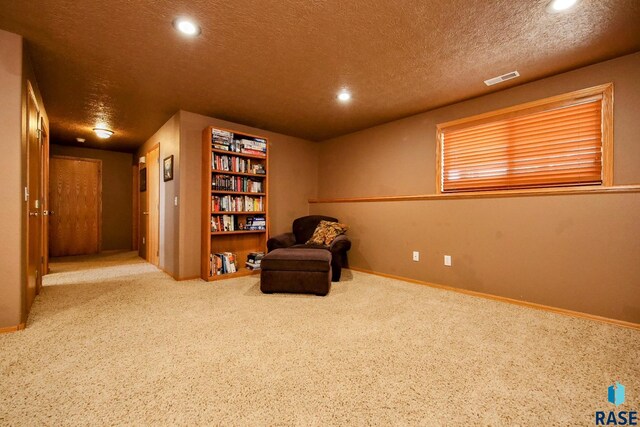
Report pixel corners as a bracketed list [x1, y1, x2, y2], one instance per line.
[132, 164, 139, 251]
[25, 81, 41, 317]
[49, 155, 103, 254]
[145, 143, 160, 265]
[40, 119, 50, 282]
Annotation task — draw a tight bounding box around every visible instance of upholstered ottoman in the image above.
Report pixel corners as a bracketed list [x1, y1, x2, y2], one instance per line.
[260, 248, 332, 296]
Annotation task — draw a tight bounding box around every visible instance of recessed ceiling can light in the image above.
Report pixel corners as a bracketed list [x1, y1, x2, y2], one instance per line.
[173, 18, 201, 36]
[548, 0, 578, 12]
[93, 128, 114, 139]
[76, 137, 86, 143]
[337, 90, 352, 102]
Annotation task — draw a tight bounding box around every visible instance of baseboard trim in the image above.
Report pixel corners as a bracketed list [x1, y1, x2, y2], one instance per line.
[348, 267, 640, 330]
[0, 323, 26, 334]
[176, 275, 201, 281]
[160, 266, 201, 282]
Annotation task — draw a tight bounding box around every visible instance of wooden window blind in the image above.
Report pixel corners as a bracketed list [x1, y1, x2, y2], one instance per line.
[437, 84, 613, 193]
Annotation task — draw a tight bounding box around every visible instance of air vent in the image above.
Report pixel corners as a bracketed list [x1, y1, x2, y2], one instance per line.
[484, 71, 520, 86]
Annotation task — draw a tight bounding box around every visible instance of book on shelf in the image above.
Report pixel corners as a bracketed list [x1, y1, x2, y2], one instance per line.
[210, 252, 238, 276]
[210, 129, 267, 157]
[211, 174, 263, 193]
[212, 195, 264, 212]
[244, 216, 266, 230]
[210, 215, 266, 232]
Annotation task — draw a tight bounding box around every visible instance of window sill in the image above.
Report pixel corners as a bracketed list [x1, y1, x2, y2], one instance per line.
[308, 184, 640, 204]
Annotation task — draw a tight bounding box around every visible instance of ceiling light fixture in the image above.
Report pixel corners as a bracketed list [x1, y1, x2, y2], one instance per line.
[173, 18, 201, 36]
[93, 128, 114, 139]
[76, 137, 86, 143]
[337, 90, 352, 102]
[548, 0, 578, 12]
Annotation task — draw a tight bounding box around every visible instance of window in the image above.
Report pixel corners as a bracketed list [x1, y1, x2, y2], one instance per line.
[436, 84, 613, 193]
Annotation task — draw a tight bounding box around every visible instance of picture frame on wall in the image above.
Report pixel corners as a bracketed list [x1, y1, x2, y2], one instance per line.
[163, 155, 174, 182]
[139, 168, 147, 192]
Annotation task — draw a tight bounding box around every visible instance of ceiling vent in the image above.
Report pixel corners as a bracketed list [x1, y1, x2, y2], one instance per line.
[484, 71, 520, 86]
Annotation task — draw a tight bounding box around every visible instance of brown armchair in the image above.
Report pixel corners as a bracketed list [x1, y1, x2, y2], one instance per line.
[267, 215, 351, 282]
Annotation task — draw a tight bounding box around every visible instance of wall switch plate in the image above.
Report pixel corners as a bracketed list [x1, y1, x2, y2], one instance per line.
[412, 251, 420, 262]
[444, 255, 452, 266]
[174, 196, 178, 206]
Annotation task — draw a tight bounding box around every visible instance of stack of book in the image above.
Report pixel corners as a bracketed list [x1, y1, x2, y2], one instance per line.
[238, 138, 267, 156]
[246, 252, 265, 270]
[211, 129, 233, 150]
[209, 252, 237, 276]
[211, 130, 267, 158]
[245, 216, 266, 230]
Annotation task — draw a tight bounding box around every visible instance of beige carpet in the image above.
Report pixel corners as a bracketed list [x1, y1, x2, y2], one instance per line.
[0, 251, 638, 426]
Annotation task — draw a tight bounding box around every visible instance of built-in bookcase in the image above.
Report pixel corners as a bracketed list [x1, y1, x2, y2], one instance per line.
[201, 126, 269, 281]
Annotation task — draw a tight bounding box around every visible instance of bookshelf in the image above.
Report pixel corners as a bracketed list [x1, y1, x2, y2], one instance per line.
[201, 126, 269, 281]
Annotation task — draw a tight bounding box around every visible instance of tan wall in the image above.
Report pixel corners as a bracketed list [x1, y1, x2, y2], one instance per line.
[50, 145, 133, 251]
[179, 111, 318, 279]
[312, 52, 640, 323]
[137, 113, 181, 277]
[0, 30, 49, 329]
[0, 30, 24, 329]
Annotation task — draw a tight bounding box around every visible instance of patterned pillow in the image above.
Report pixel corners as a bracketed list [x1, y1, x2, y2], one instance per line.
[306, 220, 348, 246]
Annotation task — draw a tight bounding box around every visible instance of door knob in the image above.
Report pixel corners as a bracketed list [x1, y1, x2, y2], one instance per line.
[142, 211, 149, 215]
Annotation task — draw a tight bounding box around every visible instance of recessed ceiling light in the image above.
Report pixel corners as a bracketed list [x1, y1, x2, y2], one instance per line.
[173, 18, 201, 36]
[337, 90, 352, 102]
[93, 128, 114, 139]
[548, 0, 578, 12]
[76, 137, 85, 143]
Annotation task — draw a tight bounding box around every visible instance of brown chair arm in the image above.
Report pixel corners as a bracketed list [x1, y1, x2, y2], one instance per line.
[329, 234, 351, 254]
[267, 232, 296, 252]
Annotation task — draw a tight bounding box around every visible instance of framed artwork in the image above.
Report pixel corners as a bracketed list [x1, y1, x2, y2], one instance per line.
[139, 168, 146, 192]
[163, 155, 174, 182]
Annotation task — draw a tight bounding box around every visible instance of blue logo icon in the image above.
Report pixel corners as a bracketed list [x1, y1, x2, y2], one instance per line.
[608, 382, 626, 407]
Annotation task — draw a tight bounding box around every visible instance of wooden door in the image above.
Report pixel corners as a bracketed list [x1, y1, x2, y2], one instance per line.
[26, 85, 41, 312]
[49, 157, 101, 257]
[146, 146, 160, 266]
[41, 120, 50, 279]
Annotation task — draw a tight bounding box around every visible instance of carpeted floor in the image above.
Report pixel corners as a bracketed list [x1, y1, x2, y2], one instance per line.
[0, 251, 638, 426]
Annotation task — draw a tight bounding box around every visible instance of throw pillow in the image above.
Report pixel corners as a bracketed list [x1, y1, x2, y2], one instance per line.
[306, 220, 348, 246]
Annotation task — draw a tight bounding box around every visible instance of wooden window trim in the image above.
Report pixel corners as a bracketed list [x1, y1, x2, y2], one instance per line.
[435, 83, 614, 194]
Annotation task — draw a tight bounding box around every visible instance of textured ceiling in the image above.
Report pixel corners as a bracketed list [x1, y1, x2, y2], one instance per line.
[1, 0, 639, 151]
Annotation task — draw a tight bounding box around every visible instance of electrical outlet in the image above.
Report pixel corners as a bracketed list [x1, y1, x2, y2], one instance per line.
[444, 255, 452, 266]
[142, 237, 146, 244]
[412, 251, 420, 262]
[174, 196, 178, 206]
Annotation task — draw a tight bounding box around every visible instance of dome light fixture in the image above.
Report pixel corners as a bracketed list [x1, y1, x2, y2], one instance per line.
[173, 17, 201, 36]
[93, 128, 114, 139]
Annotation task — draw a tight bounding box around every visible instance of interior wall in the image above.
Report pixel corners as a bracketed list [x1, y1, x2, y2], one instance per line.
[137, 113, 180, 277]
[49, 145, 133, 251]
[178, 111, 318, 279]
[0, 30, 50, 329]
[311, 52, 640, 323]
[0, 30, 24, 329]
